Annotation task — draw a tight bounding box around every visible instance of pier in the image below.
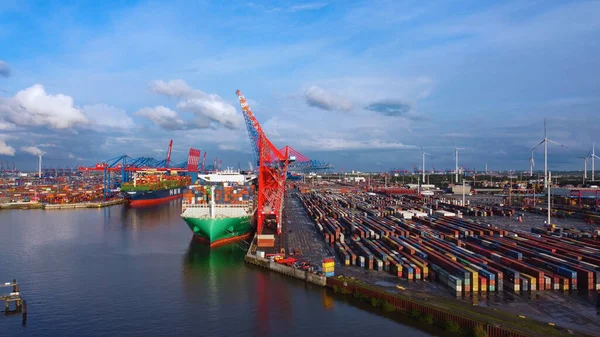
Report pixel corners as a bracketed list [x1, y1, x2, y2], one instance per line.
[1, 280, 24, 314]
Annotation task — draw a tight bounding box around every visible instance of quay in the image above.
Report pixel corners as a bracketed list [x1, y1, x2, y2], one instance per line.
[244, 235, 327, 286]
[0, 198, 126, 210]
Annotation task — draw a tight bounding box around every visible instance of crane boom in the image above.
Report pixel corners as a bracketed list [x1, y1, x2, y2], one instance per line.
[236, 90, 290, 234]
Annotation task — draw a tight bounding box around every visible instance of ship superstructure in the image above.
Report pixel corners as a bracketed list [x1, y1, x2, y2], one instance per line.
[181, 169, 256, 247]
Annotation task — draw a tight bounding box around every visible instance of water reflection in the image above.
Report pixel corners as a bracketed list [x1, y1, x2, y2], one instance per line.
[181, 240, 248, 308]
[321, 289, 334, 310]
[118, 200, 183, 231]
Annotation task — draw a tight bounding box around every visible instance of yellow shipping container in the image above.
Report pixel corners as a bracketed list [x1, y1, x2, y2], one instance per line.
[322, 262, 335, 268]
[463, 266, 479, 293]
[520, 272, 537, 291]
[409, 257, 428, 276]
[445, 252, 457, 262]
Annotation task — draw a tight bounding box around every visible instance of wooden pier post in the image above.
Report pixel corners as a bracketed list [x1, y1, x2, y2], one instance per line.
[22, 300, 27, 326]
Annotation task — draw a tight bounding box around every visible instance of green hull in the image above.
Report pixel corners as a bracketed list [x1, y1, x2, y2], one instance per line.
[183, 216, 252, 245]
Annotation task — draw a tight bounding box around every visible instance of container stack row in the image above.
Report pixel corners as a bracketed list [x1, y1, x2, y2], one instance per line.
[299, 191, 600, 296]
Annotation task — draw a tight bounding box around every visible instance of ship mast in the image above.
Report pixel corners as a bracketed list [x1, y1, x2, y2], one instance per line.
[210, 185, 215, 219]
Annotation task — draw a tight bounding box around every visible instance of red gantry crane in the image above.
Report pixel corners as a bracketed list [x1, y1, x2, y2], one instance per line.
[236, 90, 291, 235]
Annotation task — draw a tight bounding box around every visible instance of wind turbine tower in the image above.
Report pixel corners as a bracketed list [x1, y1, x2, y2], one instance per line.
[532, 119, 566, 188]
[453, 142, 465, 183]
[420, 145, 429, 183]
[592, 142, 600, 182]
[579, 155, 589, 184]
[529, 150, 535, 176]
[38, 152, 46, 178]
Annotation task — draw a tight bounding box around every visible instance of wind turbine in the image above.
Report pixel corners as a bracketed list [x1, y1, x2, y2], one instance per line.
[38, 152, 46, 178]
[531, 119, 566, 188]
[452, 142, 465, 183]
[420, 144, 429, 183]
[529, 150, 535, 176]
[592, 142, 600, 182]
[578, 154, 589, 184]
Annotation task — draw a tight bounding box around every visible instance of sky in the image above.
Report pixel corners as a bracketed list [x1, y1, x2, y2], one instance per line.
[0, 0, 599, 172]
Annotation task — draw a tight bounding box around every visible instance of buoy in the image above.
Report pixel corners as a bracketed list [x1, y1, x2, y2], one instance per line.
[548, 323, 555, 326]
[518, 315, 526, 319]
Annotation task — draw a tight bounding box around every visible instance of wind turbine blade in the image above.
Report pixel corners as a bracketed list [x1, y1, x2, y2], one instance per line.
[546, 138, 568, 148]
[531, 139, 545, 151]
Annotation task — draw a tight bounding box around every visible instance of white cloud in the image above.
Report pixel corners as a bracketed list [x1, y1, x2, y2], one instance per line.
[68, 153, 75, 159]
[149, 79, 194, 98]
[304, 86, 352, 111]
[0, 60, 9, 77]
[0, 121, 15, 130]
[150, 79, 243, 129]
[256, 2, 328, 13]
[0, 84, 87, 129]
[300, 138, 417, 151]
[310, 76, 434, 105]
[289, 3, 328, 12]
[0, 139, 15, 155]
[84, 104, 134, 128]
[177, 98, 242, 129]
[20, 146, 44, 156]
[135, 106, 186, 130]
[218, 144, 241, 151]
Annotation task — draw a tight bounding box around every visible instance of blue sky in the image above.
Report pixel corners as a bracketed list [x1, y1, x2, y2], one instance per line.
[1, 0, 599, 172]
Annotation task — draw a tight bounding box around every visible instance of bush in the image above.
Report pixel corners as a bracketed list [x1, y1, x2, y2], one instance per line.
[471, 325, 489, 337]
[444, 319, 461, 333]
[371, 298, 380, 307]
[410, 309, 421, 319]
[419, 313, 434, 325]
[381, 301, 396, 312]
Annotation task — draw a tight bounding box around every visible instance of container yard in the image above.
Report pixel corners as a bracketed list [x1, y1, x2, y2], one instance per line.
[279, 182, 600, 335]
[0, 173, 121, 206]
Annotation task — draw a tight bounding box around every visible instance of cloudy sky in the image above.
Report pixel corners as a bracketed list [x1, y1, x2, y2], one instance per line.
[1, 0, 599, 172]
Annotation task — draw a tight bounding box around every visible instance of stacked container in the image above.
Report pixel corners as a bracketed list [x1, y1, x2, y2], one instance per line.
[322, 257, 335, 277]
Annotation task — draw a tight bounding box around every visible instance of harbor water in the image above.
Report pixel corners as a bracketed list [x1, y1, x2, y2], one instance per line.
[0, 201, 434, 337]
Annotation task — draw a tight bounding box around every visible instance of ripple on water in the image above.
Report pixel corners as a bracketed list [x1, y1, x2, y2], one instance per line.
[0, 205, 435, 337]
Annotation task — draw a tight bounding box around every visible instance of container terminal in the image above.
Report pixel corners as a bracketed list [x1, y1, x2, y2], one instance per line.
[3, 90, 600, 336]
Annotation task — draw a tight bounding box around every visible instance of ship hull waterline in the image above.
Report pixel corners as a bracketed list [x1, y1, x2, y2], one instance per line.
[123, 187, 185, 207]
[183, 216, 254, 248]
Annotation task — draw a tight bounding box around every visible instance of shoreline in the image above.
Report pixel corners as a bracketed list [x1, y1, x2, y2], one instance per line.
[0, 199, 126, 210]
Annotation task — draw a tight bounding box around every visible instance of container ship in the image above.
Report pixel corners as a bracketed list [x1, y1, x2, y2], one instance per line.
[181, 169, 256, 247]
[121, 170, 190, 207]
